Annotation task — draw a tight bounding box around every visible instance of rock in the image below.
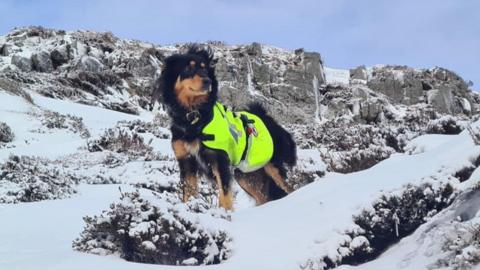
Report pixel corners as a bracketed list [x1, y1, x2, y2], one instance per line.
[360, 101, 383, 123]
[32, 51, 54, 72]
[247, 42, 262, 57]
[50, 45, 71, 69]
[427, 87, 454, 114]
[251, 61, 271, 85]
[76, 56, 104, 73]
[459, 98, 472, 114]
[123, 48, 163, 77]
[350, 65, 367, 82]
[303, 51, 325, 85]
[367, 66, 423, 105]
[0, 43, 13, 56]
[11, 55, 33, 72]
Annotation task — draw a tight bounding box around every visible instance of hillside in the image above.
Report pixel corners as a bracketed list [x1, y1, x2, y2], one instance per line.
[1, 26, 479, 270]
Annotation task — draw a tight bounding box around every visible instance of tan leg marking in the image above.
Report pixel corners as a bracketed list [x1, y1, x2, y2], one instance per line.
[172, 140, 188, 159]
[264, 163, 294, 193]
[182, 174, 198, 203]
[235, 174, 270, 205]
[212, 165, 233, 210]
[173, 139, 200, 202]
[172, 140, 200, 159]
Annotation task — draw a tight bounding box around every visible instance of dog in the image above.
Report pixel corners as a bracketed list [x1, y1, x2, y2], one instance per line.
[152, 46, 297, 210]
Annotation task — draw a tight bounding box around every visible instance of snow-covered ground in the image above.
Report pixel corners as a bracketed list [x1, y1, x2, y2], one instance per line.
[1, 89, 480, 270]
[324, 67, 350, 85]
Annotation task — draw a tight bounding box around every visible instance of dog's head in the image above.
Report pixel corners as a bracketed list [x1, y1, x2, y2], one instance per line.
[154, 45, 218, 110]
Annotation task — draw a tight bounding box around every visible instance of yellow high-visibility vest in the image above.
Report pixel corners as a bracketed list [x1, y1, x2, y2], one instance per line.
[201, 102, 274, 172]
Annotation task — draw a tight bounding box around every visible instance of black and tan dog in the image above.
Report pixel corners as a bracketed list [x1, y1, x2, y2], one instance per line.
[152, 46, 297, 210]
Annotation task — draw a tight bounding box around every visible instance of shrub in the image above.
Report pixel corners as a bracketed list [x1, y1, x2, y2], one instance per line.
[39, 110, 90, 138]
[427, 115, 465, 135]
[0, 121, 14, 143]
[0, 155, 78, 203]
[73, 191, 232, 265]
[301, 182, 457, 270]
[87, 127, 156, 160]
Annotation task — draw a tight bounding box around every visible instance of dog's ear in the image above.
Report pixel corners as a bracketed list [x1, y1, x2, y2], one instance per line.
[186, 45, 217, 67]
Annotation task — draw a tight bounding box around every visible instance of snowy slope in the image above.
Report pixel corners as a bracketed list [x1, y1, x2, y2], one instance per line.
[1, 88, 480, 270]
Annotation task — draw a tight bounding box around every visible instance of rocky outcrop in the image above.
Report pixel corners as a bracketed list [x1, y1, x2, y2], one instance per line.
[0, 26, 478, 173]
[348, 65, 476, 116]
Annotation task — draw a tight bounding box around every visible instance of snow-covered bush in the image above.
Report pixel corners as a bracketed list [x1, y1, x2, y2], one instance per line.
[87, 127, 155, 159]
[287, 150, 326, 189]
[117, 119, 170, 139]
[0, 155, 78, 203]
[87, 120, 169, 161]
[133, 181, 179, 194]
[427, 115, 465, 135]
[0, 121, 14, 143]
[438, 223, 480, 269]
[467, 124, 480, 145]
[301, 182, 457, 270]
[292, 122, 403, 173]
[345, 183, 455, 264]
[73, 191, 232, 265]
[38, 110, 90, 138]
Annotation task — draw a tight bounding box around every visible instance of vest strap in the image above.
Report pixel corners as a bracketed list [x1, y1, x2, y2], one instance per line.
[239, 114, 255, 162]
[201, 133, 215, 141]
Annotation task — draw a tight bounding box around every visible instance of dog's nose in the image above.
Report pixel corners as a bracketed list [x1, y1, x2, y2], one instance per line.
[202, 78, 212, 88]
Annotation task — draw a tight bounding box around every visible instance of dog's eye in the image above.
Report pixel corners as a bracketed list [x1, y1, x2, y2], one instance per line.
[200, 62, 205, 68]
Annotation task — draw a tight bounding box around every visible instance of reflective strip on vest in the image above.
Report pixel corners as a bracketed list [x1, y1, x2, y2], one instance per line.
[201, 102, 274, 172]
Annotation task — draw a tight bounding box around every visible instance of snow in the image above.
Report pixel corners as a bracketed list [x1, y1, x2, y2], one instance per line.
[404, 134, 455, 155]
[2, 86, 480, 270]
[325, 67, 350, 85]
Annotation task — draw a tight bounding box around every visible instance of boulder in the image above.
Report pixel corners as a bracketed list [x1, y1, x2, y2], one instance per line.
[76, 56, 104, 73]
[32, 51, 53, 72]
[50, 45, 71, 69]
[367, 67, 423, 105]
[303, 51, 325, 85]
[11, 55, 33, 72]
[0, 44, 14, 56]
[360, 101, 383, 123]
[350, 65, 367, 82]
[247, 42, 262, 57]
[427, 87, 454, 114]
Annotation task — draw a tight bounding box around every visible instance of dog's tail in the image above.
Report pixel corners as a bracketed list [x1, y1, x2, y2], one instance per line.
[247, 102, 297, 167]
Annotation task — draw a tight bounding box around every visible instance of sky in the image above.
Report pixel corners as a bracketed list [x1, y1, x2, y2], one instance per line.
[1, 0, 479, 88]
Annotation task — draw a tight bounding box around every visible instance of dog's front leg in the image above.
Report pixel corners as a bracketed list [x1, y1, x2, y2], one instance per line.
[178, 156, 198, 203]
[203, 150, 233, 210]
[172, 140, 198, 202]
